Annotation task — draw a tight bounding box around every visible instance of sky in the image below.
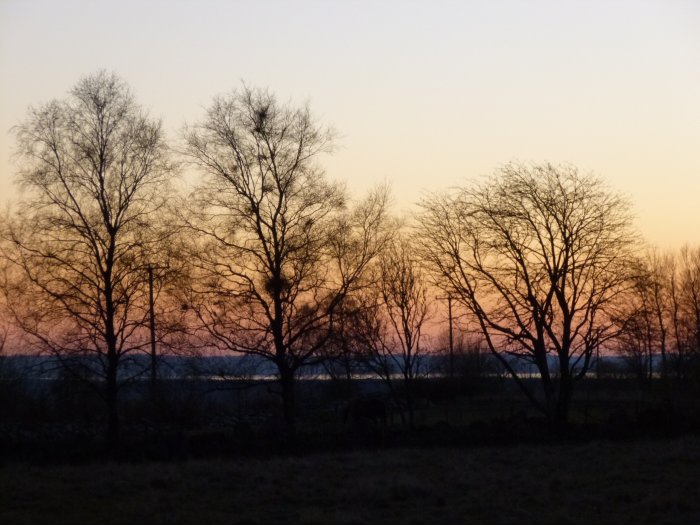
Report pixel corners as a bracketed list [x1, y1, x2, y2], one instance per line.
[1, 0, 699, 247]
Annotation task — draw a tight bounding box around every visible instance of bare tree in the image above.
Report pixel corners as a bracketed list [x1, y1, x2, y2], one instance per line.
[668, 253, 689, 380]
[613, 246, 700, 384]
[4, 71, 173, 446]
[419, 163, 637, 424]
[675, 246, 700, 378]
[317, 295, 367, 383]
[612, 249, 675, 384]
[612, 259, 658, 386]
[352, 236, 431, 426]
[182, 86, 390, 429]
[647, 250, 671, 378]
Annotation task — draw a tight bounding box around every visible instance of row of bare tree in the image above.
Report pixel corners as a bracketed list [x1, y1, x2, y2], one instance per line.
[0, 72, 698, 445]
[613, 247, 700, 384]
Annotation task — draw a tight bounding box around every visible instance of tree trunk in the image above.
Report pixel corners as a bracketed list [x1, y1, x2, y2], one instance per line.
[405, 377, 415, 429]
[554, 352, 573, 426]
[105, 350, 120, 450]
[534, 351, 556, 422]
[279, 364, 296, 432]
[555, 372, 572, 425]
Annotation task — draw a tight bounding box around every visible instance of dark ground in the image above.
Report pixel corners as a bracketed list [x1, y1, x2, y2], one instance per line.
[2, 436, 699, 524]
[1, 375, 700, 523]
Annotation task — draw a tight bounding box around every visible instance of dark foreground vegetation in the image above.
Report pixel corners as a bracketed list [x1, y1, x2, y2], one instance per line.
[2, 436, 699, 525]
[2, 373, 699, 464]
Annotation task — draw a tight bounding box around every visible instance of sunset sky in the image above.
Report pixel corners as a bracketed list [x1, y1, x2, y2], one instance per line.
[1, 0, 698, 247]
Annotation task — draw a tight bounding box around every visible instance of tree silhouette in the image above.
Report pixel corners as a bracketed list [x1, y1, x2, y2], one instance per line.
[182, 86, 391, 429]
[419, 163, 637, 424]
[352, 235, 431, 426]
[5, 71, 173, 446]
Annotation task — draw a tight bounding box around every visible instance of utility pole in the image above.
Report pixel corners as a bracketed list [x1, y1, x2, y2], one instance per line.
[147, 264, 167, 396]
[437, 295, 454, 378]
[148, 265, 157, 389]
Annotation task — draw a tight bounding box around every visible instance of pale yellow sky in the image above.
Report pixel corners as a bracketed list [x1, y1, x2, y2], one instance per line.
[1, 0, 699, 247]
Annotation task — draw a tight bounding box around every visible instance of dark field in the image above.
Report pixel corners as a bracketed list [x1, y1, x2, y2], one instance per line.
[2, 437, 699, 525]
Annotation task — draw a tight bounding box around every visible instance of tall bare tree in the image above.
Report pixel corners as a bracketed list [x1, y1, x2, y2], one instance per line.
[612, 249, 674, 383]
[352, 236, 431, 426]
[675, 246, 700, 378]
[613, 246, 700, 383]
[5, 71, 173, 445]
[182, 86, 390, 429]
[613, 259, 658, 385]
[647, 250, 671, 378]
[419, 163, 637, 424]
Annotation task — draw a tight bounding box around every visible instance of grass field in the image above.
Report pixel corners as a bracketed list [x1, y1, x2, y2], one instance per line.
[2, 437, 699, 524]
